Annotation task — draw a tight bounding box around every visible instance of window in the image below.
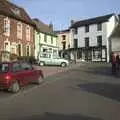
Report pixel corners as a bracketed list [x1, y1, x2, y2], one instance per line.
[62, 35, 66, 40]
[74, 39, 78, 48]
[18, 44, 21, 56]
[97, 23, 102, 31]
[51, 37, 53, 44]
[12, 63, 21, 72]
[85, 25, 89, 33]
[26, 26, 30, 41]
[0, 64, 9, 73]
[4, 41, 10, 52]
[62, 41, 66, 50]
[85, 37, 89, 47]
[26, 45, 30, 56]
[44, 35, 47, 42]
[74, 28, 78, 34]
[21, 62, 33, 71]
[93, 50, 101, 59]
[97, 36, 102, 46]
[43, 48, 47, 52]
[17, 22, 22, 39]
[4, 18, 10, 36]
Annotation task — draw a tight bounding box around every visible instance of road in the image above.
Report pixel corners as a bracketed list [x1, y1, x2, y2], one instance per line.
[0, 63, 120, 120]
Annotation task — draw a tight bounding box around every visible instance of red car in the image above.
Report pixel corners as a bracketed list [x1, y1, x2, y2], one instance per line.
[0, 61, 44, 93]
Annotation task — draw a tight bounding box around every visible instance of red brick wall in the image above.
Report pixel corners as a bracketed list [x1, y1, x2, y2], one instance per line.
[0, 14, 35, 57]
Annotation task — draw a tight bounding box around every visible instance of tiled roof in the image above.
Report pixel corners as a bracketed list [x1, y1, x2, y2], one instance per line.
[0, 0, 35, 26]
[33, 18, 57, 36]
[70, 13, 114, 28]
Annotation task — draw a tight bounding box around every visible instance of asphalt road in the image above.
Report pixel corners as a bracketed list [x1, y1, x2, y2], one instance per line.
[0, 63, 120, 120]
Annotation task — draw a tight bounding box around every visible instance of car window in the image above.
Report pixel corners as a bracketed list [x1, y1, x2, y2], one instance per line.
[12, 63, 21, 72]
[21, 62, 33, 71]
[0, 63, 9, 73]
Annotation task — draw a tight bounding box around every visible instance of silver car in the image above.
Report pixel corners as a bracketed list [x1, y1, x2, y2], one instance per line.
[38, 54, 69, 67]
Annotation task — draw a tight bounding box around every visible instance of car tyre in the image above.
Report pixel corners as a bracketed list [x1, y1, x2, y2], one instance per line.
[39, 61, 44, 66]
[61, 62, 67, 67]
[36, 76, 44, 85]
[9, 81, 20, 93]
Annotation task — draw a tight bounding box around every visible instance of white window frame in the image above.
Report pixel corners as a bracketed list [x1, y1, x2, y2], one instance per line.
[26, 25, 31, 41]
[4, 39, 10, 52]
[26, 45, 31, 56]
[17, 22, 22, 39]
[11, 42, 17, 54]
[4, 17, 10, 36]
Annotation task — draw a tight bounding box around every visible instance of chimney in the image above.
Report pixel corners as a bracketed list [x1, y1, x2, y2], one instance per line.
[49, 22, 53, 31]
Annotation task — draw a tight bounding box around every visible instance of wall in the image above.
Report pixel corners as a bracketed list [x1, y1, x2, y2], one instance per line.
[0, 14, 35, 57]
[106, 15, 116, 62]
[111, 37, 120, 52]
[58, 32, 70, 50]
[77, 22, 107, 47]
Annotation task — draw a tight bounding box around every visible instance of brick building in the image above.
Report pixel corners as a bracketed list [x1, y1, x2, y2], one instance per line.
[0, 0, 35, 58]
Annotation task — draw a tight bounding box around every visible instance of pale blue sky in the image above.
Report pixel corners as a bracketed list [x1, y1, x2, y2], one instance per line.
[12, 0, 120, 30]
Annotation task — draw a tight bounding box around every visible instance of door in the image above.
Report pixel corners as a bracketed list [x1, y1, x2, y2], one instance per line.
[11, 62, 26, 86]
[20, 62, 35, 83]
[53, 55, 60, 65]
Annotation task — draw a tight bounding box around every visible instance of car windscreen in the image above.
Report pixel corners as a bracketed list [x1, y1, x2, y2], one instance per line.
[0, 63, 9, 73]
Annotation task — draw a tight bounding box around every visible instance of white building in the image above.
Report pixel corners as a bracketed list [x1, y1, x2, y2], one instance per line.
[70, 14, 118, 62]
[109, 15, 120, 54]
[33, 19, 59, 60]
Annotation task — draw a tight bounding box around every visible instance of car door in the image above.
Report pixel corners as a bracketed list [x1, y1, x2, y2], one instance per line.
[44, 54, 52, 65]
[20, 62, 34, 83]
[11, 62, 26, 86]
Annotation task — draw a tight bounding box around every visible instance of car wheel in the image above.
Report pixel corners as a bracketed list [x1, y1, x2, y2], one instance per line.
[61, 62, 67, 67]
[36, 76, 44, 85]
[9, 81, 20, 93]
[39, 61, 44, 66]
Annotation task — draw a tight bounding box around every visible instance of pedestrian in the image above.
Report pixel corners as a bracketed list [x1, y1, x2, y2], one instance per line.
[116, 54, 120, 70]
[111, 52, 116, 74]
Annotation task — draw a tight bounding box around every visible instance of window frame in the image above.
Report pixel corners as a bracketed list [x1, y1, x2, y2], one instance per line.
[85, 25, 89, 33]
[97, 23, 102, 31]
[4, 17, 10, 36]
[85, 37, 89, 47]
[44, 34, 47, 42]
[62, 35, 66, 40]
[26, 25, 31, 41]
[97, 36, 102, 46]
[17, 22, 22, 39]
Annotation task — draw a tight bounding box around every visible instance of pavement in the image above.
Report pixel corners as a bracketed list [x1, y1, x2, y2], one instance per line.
[0, 63, 120, 120]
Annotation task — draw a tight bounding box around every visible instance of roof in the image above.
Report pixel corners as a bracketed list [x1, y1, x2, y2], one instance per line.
[33, 18, 57, 36]
[0, 0, 35, 27]
[70, 14, 114, 28]
[55, 29, 70, 34]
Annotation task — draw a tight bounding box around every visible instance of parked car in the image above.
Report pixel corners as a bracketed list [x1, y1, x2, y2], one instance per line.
[0, 61, 44, 93]
[38, 54, 69, 67]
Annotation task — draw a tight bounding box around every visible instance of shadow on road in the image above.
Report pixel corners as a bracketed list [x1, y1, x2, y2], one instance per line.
[84, 65, 113, 77]
[77, 83, 120, 101]
[8, 112, 103, 120]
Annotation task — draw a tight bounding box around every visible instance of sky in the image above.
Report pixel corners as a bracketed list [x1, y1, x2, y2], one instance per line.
[12, 0, 120, 30]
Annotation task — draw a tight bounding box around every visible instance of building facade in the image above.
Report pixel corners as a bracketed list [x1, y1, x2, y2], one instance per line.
[70, 14, 118, 62]
[0, 0, 35, 58]
[33, 19, 58, 60]
[109, 15, 120, 54]
[56, 29, 71, 59]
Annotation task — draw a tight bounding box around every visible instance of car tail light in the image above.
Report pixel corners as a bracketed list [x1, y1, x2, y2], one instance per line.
[4, 75, 11, 80]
